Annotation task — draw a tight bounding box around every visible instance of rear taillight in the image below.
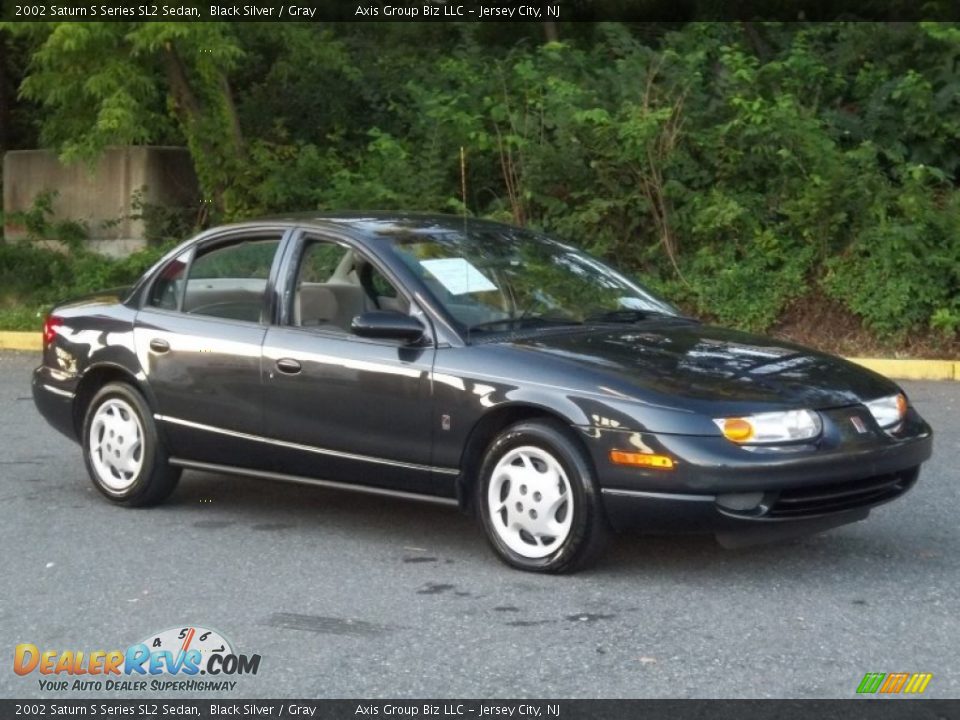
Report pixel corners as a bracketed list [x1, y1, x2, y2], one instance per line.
[43, 315, 63, 348]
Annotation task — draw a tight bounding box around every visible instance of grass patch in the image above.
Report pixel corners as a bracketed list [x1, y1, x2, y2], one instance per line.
[0, 305, 48, 332]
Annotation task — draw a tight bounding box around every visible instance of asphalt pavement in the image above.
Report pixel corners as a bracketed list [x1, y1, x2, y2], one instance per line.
[1, 349, 957, 699]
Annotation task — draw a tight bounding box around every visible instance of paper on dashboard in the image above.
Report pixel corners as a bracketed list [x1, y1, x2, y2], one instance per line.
[420, 258, 497, 295]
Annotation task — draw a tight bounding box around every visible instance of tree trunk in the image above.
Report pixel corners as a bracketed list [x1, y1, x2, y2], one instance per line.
[0, 32, 9, 155]
[543, 22, 559, 43]
[219, 74, 244, 153]
[163, 42, 202, 121]
[740, 22, 771, 62]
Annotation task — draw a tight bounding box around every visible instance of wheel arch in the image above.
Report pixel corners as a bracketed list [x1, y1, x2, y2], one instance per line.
[73, 364, 154, 438]
[455, 402, 596, 513]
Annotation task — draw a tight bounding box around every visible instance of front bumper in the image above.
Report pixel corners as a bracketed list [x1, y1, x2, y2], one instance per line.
[583, 405, 933, 540]
[601, 468, 916, 547]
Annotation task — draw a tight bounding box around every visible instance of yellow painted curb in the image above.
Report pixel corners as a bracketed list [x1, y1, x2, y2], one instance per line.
[0, 331, 42, 351]
[845, 357, 957, 381]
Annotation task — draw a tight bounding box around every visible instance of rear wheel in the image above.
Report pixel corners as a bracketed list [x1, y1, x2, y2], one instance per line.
[82, 383, 180, 506]
[477, 420, 608, 573]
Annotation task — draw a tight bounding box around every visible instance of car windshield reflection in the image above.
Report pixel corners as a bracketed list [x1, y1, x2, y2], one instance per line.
[378, 225, 678, 336]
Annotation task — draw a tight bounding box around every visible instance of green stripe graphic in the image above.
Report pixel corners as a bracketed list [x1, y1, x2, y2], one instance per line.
[857, 673, 886, 693]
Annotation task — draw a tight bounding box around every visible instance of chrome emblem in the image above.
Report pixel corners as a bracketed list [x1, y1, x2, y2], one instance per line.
[850, 416, 868, 434]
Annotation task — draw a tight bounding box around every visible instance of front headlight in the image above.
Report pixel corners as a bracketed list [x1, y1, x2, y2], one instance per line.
[714, 409, 822, 444]
[864, 393, 907, 429]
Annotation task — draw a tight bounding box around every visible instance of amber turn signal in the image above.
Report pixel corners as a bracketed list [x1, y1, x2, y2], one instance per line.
[718, 417, 754, 443]
[896, 393, 908, 418]
[609, 450, 675, 469]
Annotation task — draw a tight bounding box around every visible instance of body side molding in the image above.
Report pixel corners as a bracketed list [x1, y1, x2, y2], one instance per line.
[168, 458, 460, 506]
[155, 414, 460, 476]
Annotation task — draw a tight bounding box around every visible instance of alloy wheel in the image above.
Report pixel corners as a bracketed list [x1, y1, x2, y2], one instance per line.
[486, 445, 574, 558]
[88, 398, 144, 492]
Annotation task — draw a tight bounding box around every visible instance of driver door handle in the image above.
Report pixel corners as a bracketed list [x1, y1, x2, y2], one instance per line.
[149, 338, 170, 353]
[276, 358, 302, 375]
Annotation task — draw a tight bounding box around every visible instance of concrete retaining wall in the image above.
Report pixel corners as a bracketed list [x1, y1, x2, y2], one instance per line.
[2, 146, 199, 256]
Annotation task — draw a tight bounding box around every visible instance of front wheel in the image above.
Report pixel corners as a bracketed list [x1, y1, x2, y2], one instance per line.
[82, 382, 181, 507]
[477, 420, 609, 573]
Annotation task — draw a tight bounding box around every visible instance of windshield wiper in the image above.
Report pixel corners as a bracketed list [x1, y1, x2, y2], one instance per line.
[584, 309, 677, 324]
[467, 316, 582, 334]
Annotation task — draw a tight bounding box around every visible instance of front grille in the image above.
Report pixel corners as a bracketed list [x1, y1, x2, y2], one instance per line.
[765, 470, 918, 518]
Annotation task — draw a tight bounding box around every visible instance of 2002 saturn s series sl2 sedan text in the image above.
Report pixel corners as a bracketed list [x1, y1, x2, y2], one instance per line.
[33, 214, 933, 572]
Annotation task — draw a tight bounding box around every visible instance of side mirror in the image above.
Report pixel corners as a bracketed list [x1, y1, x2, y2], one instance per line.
[351, 311, 425, 342]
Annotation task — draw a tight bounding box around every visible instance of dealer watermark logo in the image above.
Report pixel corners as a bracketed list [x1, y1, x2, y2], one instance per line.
[13, 625, 261, 692]
[856, 672, 932, 695]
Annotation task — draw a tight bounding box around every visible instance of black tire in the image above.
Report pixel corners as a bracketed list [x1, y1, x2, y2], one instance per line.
[476, 419, 609, 573]
[81, 382, 181, 507]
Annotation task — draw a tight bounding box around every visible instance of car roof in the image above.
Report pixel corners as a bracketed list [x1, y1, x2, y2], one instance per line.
[228, 211, 525, 241]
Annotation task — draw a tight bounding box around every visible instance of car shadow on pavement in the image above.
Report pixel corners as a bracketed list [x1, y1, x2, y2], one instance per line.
[158, 469, 924, 580]
[165, 469, 481, 550]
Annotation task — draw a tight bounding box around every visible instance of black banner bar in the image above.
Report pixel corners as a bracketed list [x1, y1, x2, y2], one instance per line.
[3, 0, 959, 23]
[2, 700, 960, 720]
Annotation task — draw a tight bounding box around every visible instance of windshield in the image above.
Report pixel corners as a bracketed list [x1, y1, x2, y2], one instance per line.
[380, 224, 678, 336]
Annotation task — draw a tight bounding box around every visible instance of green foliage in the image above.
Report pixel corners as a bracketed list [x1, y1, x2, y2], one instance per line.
[11, 23, 175, 159]
[0, 305, 48, 332]
[4, 20, 960, 341]
[0, 240, 176, 329]
[823, 170, 960, 338]
[126, 188, 198, 246]
[4, 189, 88, 251]
[0, 192, 179, 328]
[4, 21, 246, 218]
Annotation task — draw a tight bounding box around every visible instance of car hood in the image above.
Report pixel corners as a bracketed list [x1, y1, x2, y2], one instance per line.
[506, 320, 898, 413]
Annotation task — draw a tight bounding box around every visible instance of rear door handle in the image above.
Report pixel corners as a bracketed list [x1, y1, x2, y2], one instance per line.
[275, 358, 302, 375]
[149, 338, 170, 353]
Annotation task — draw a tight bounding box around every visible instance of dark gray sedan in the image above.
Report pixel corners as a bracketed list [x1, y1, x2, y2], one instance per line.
[33, 214, 933, 572]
